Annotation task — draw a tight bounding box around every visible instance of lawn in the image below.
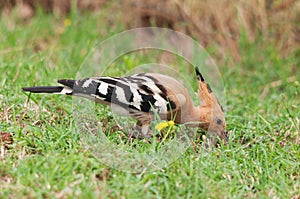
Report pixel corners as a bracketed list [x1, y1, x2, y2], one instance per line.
[0, 8, 299, 199]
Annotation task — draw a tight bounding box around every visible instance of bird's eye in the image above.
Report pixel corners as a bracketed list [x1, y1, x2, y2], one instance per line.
[216, 118, 222, 125]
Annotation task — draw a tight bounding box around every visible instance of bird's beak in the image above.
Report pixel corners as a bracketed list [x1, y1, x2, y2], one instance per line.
[222, 131, 229, 145]
[208, 131, 229, 147]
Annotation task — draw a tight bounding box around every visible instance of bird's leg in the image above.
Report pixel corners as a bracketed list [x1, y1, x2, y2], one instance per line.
[127, 120, 152, 139]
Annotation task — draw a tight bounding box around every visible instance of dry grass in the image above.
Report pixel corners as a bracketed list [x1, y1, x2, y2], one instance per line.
[122, 0, 299, 62]
[1, 0, 298, 63]
[0, 0, 107, 19]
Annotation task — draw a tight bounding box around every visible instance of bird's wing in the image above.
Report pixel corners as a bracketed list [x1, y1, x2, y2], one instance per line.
[69, 74, 178, 115]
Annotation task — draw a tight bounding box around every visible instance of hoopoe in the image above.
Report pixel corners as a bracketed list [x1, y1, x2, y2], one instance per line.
[22, 67, 228, 144]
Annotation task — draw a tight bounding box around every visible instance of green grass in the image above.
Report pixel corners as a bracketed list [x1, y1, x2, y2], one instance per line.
[1, 8, 299, 199]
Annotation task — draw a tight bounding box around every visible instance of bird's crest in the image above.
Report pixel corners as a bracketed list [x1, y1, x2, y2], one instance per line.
[195, 66, 220, 108]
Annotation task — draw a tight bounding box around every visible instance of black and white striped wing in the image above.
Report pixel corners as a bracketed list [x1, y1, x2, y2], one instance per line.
[64, 73, 177, 115]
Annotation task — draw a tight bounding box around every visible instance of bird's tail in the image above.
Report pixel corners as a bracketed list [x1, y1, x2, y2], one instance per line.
[22, 79, 75, 95]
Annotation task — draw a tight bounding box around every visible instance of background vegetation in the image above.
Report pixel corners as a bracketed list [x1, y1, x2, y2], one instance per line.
[0, 0, 299, 198]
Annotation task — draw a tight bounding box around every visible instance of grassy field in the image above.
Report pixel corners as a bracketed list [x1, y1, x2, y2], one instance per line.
[1, 8, 299, 199]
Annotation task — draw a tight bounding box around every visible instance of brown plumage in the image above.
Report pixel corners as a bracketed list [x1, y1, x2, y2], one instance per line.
[22, 67, 227, 144]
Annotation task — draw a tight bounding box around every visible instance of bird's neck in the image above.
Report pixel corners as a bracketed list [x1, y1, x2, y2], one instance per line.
[182, 105, 210, 128]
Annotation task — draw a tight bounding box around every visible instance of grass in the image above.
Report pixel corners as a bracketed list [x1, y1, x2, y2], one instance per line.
[1, 7, 299, 199]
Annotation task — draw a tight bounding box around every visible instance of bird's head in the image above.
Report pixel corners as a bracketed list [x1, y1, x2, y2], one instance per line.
[195, 67, 228, 145]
